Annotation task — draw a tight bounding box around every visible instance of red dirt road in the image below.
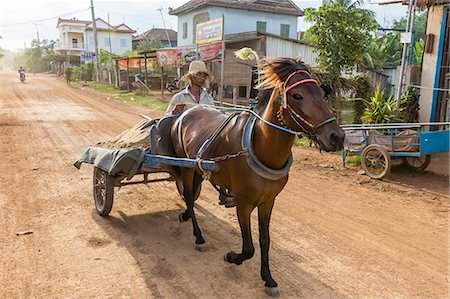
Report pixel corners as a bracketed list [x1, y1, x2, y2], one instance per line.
[0, 73, 448, 298]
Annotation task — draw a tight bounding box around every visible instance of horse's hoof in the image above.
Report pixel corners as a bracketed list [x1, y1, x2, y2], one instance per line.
[195, 243, 207, 252]
[265, 287, 280, 297]
[179, 213, 185, 222]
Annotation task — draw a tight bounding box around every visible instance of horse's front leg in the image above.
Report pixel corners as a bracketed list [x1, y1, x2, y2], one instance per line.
[178, 170, 205, 249]
[225, 203, 254, 265]
[258, 199, 279, 297]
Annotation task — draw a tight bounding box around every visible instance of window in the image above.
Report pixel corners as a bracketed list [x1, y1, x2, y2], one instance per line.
[280, 24, 290, 38]
[256, 21, 266, 33]
[72, 38, 78, 48]
[104, 37, 109, 47]
[238, 86, 247, 98]
[120, 38, 127, 47]
[183, 22, 188, 39]
[193, 12, 210, 43]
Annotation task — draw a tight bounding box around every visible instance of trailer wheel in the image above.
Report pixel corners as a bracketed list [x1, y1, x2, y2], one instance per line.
[402, 155, 431, 171]
[361, 144, 391, 179]
[93, 167, 114, 216]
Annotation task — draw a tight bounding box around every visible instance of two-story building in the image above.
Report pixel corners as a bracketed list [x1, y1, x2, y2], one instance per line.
[55, 18, 91, 57]
[170, 0, 301, 47]
[168, 0, 310, 102]
[55, 17, 135, 60]
[84, 18, 135, 55]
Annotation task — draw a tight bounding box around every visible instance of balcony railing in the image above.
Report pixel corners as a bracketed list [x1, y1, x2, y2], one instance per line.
[54, 42, 85, 51]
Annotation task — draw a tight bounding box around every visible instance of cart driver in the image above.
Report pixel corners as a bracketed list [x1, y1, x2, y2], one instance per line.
[165, 60, 214, 116]
[164, 61, 234, 208]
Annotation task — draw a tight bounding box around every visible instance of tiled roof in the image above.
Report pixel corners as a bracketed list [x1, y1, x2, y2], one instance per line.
[169, 0, 303, 16]
[57, 18, 91, 26]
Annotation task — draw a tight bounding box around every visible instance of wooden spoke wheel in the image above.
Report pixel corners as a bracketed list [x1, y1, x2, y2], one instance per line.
[93, 167, 114, 216]
[361, 144, 391, 179]
[401, 155, 431, 171]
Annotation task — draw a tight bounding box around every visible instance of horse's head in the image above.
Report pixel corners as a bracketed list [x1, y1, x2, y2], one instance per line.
[257, 58, 345, 152]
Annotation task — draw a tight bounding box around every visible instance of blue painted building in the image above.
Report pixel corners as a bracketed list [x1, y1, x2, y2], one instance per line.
[168, 0, 307, 102]
[169, 0, 303, 47]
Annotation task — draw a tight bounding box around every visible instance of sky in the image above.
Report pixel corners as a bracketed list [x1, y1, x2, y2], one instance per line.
[0, 0, 408, 51]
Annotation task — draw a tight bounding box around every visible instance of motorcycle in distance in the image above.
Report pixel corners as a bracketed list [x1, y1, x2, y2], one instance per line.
[165, 78, 180, 92]
[19, 71, 26, 83]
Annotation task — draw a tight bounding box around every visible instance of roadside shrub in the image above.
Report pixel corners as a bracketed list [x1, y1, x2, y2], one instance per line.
[361, 88, 404, 124]
[400, 86, 420, 122]
[71, 66, 81, 81]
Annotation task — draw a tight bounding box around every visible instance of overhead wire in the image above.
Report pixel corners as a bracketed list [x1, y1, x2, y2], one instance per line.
[1, 7, 90, 27]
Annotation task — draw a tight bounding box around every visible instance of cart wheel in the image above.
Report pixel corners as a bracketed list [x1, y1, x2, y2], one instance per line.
[401, 155, 431, 171]
[93, 167, 114, 216]
[361, 144, 391, 179]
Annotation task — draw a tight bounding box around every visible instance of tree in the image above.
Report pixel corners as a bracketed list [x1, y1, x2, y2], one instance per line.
[305, 3, 377, 76]
[137, 35, 163, 53]
[363, 11, 427, 70]
[304, 3, 377, 120]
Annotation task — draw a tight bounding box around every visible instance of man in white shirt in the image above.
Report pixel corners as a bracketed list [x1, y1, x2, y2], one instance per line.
[165, 60, 214, 115]
[165, 61, 234, 208]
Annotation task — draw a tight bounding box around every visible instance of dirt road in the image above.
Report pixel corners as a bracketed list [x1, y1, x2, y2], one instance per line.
[0, 73, 448, 298]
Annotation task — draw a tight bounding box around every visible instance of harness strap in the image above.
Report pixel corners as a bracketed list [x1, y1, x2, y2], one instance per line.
[197, 111, 241, 159]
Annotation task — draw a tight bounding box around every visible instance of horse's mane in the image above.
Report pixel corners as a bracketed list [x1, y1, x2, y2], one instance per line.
[253, 57, 308, 114]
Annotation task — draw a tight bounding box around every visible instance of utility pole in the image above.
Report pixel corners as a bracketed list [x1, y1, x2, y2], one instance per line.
[395, 0, 417, 109]
[32, 22, 41, 45]
[157, 8, 172, 47]
[90, 0, 101, 82]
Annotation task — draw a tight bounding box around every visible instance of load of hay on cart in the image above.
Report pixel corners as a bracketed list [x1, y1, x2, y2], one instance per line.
[74, 115, 218, 216]
[341, 122, 450, 178]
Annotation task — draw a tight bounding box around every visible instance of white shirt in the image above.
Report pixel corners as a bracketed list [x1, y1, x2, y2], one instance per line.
[165, 86, 214, 116]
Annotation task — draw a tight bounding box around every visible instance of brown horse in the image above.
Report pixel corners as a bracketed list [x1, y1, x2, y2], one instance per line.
[170, 57, 345, 296]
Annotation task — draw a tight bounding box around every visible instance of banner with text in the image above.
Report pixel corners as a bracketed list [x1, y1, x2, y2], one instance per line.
[196, 18, 223, 44]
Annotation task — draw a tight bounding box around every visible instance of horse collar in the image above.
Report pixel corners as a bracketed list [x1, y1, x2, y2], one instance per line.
[242, 114, 293, 181]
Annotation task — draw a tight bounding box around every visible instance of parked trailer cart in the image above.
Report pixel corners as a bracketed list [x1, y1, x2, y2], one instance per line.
[93, 154, 218, 216]
[341, 122, 450, 179]
[76, 115, 220, 216]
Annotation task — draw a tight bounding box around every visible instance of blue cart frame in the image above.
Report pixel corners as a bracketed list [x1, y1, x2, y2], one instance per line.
[341, 122, 450, 178]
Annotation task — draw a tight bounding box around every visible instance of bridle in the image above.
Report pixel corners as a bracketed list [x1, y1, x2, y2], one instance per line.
[277, 70, 336, 136]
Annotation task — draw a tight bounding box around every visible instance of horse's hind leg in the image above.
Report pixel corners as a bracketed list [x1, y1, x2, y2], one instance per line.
[258, 199, 279, 297]
[178, 169, 205, 247]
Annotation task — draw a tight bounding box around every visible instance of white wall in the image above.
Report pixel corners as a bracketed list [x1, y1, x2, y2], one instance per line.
[84, 30, 133, 55]
[177, 6, 298, 46]
[57, 23, 86, 49]
[419, 5, 444, 123]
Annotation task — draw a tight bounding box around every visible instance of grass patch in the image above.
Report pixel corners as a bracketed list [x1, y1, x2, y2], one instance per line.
[84, 81, 124, 94]
[118, 93, 168, 114]
[345, 154, 361, 166]
[294, 136, 313, 147]
[74, 81, 169, 114]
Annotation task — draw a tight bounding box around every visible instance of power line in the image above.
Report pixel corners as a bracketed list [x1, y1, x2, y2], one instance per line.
[2, 7, 90, 27]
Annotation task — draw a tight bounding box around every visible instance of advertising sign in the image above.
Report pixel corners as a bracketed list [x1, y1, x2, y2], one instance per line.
[155, 42, 223, 67]
[156, 49, 179, 66]
[196, 18, 223, 44]
[81, 51, 97, 63]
